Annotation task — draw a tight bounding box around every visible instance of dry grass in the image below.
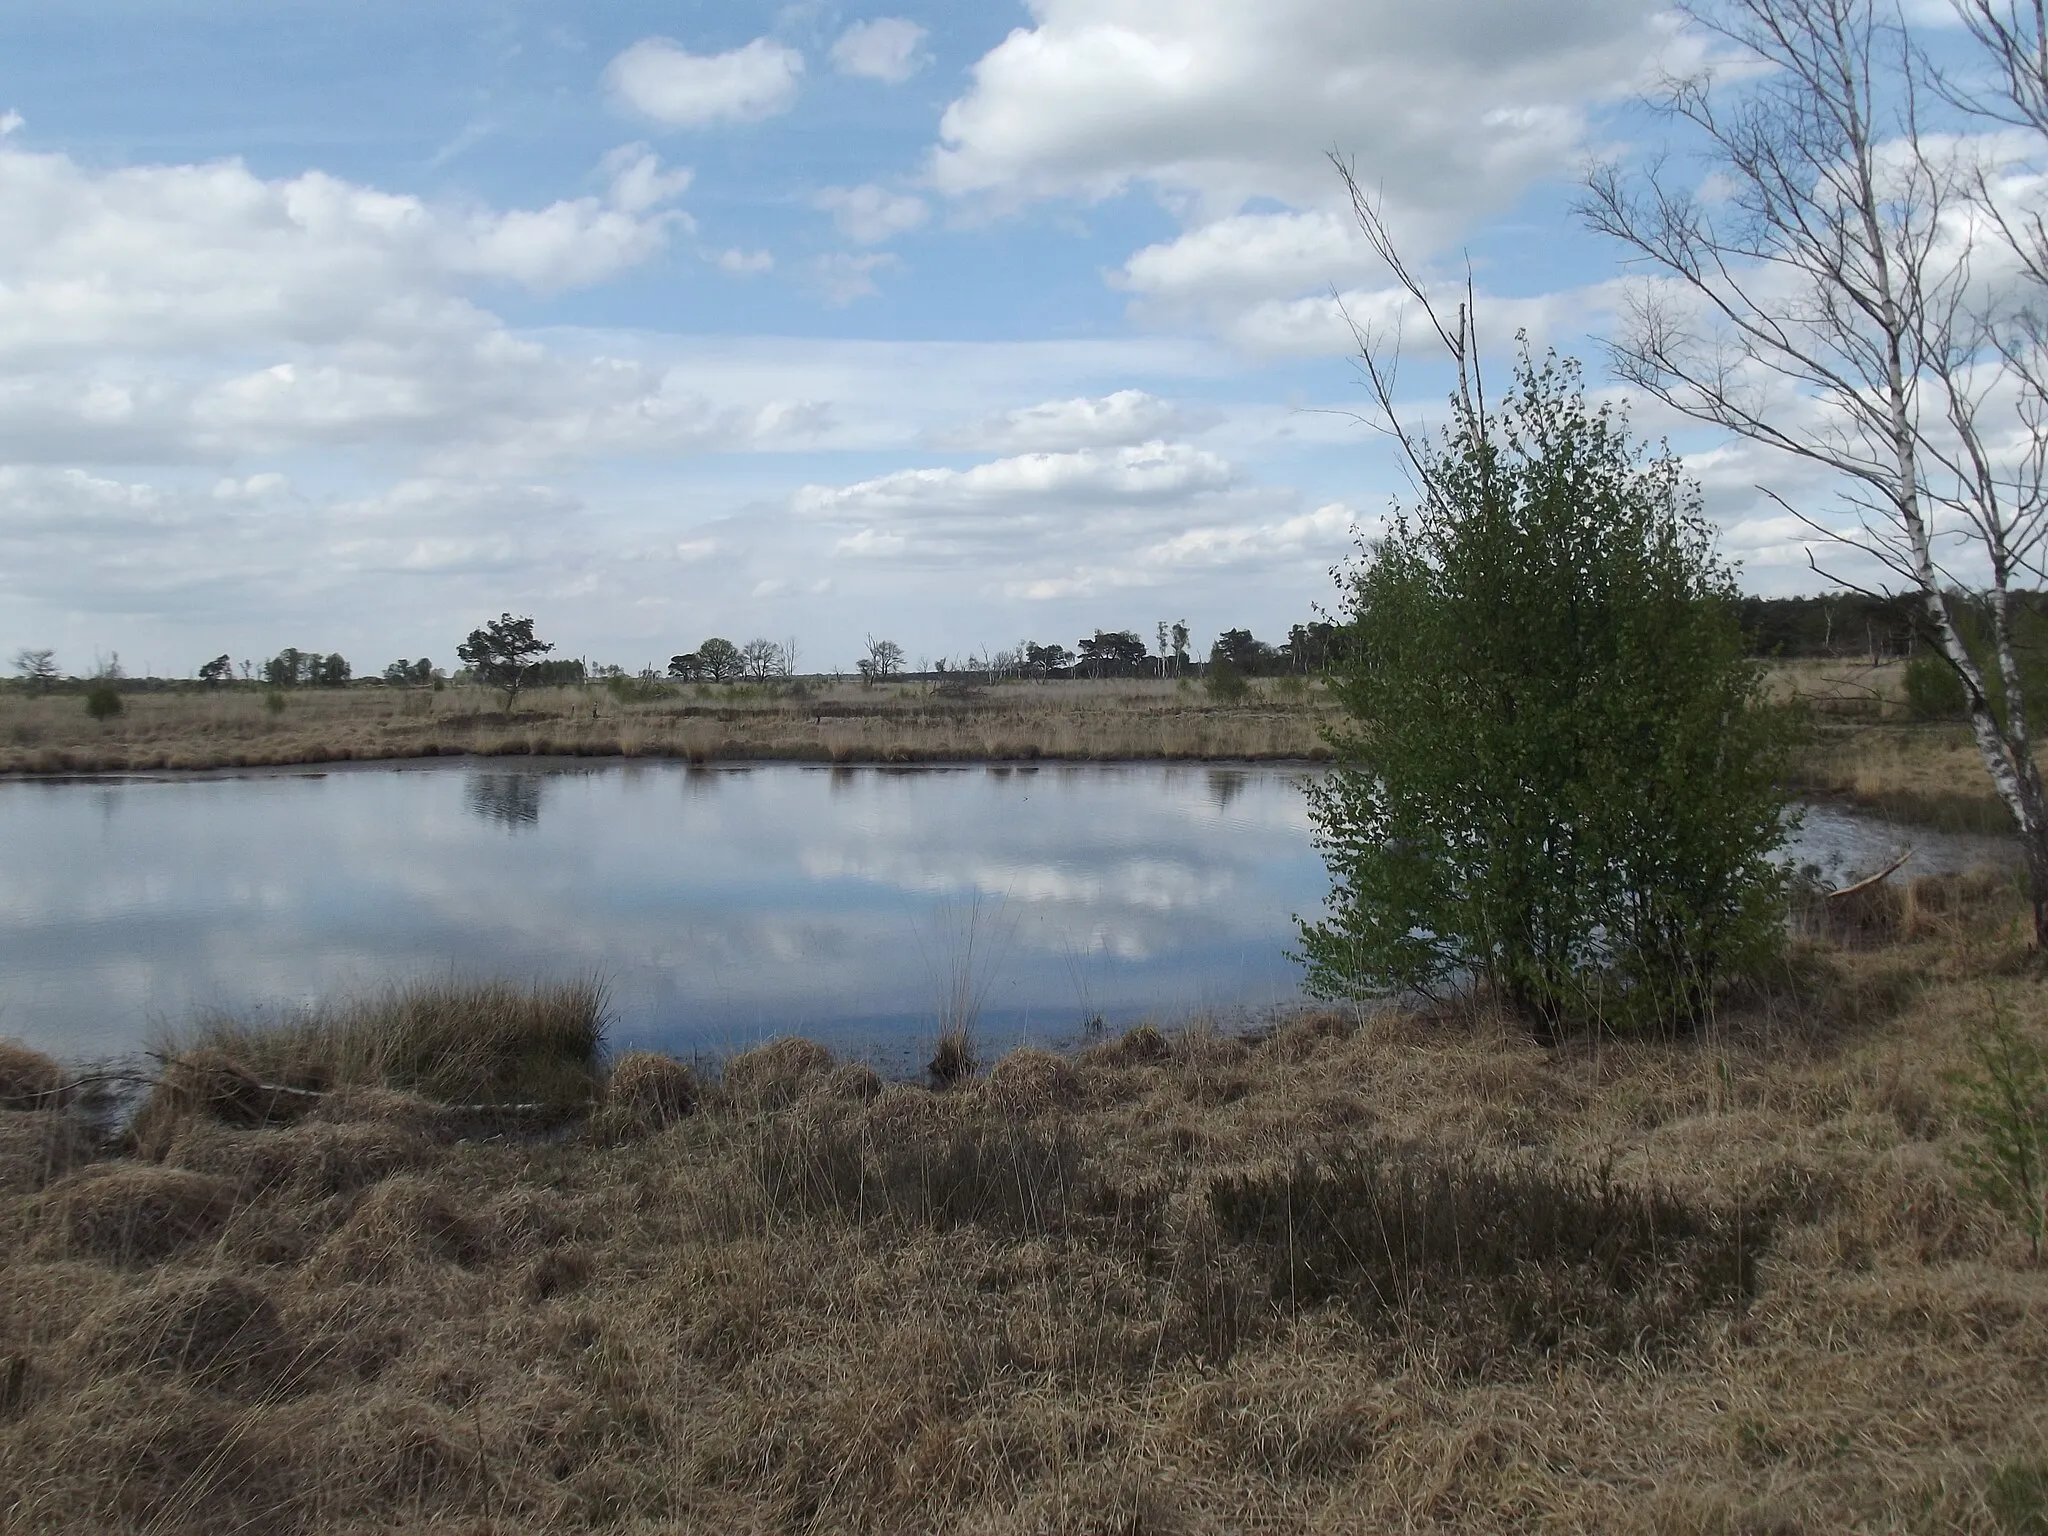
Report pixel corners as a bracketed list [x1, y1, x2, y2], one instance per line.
[129, 979, 607, 1158]
[1760, 657, 2019, 830]
[1792, 720, 2015, 831]
[0, 1041, 71, 1111]
[3, 897, 2048, 1530]
[0, 677, 1333, 775]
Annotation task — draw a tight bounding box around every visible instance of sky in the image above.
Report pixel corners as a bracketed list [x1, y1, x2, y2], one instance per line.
[0, 0, 1964, 678]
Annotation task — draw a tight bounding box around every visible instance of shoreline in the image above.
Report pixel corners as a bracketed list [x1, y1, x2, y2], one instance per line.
[2, 735, 2019, 843]
[0, 667, 2026, 837]
[0, 740, 1339, 780]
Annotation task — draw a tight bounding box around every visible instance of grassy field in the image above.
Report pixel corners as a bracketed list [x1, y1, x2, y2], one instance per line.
[0, 677, 1331, 776]
[2, 878, 2045, 1532]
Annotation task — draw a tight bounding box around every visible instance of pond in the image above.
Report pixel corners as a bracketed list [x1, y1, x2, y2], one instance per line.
[0, 761, 2017, 1073]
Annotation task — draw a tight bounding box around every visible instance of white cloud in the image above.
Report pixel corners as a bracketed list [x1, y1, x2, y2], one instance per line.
[0, 111, 21, 137]
[0, 141, 865, 472]
[606, 36, 805, 127]
[1141, 500, 1356, 567]
[796, 440, 1233, 520]
[831, 18, 931, 84]
[934, 389, 1201, 451]
[923, 0, 1692, 354]
[812, 251, 902, 304]
[932, 0, 1672, 218]
[212, 472, 289, 501]
[716, 247, 775, 274]
[600, 143, 695, 214]
[814, 183, 928, 245]
[0, 142, 692, 364]
[1117, 210, 1371, 306]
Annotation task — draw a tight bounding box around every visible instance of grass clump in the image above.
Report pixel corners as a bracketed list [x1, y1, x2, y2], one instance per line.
[721, 1035, 833, 1110]
[142, 978, 606, 1132]
[0, 1041, 70, 1111]
[926, 1024, 978, 1089]
[0, 1111, 95, 1195]
[603, 1050, 698, 1129]
[46, 1166, 233, 1266]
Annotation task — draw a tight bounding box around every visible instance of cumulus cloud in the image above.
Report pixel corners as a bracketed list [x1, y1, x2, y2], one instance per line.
[606, 36, 805, 127]
[600, 143, 695, 214]
[1117, 210, 1372, 306]
[0, 140, 857, 472]
[717, 247, 775, 274]
[814, 183, 928, 245]
[924, 0, 1691, 353]
[932, 0, 1671, 216]
[811, 251, 902, 304]
[0, 141, 693, 364]
[778, 433, 1362, 615]
[932, 389, 1203, 451]
[831, 18, 931, 83]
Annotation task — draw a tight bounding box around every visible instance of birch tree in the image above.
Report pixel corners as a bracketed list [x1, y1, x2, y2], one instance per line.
[1581, 0, 2048, 942]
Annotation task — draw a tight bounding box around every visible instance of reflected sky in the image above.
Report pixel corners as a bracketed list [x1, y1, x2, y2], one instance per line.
[0, 762, 1329, 1073]
[0, 762, 2014, 1074]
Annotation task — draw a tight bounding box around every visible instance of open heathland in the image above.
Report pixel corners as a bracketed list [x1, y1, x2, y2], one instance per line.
[2, 877, 2046, 1532]
[0, 677, 1332, 776]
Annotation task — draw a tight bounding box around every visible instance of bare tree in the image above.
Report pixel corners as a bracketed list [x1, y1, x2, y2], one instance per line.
[859, 635, 904, 682]
[740, 638, 786, 681]
[1581, 0, 2048, 943]
[12, 648, 58, 693]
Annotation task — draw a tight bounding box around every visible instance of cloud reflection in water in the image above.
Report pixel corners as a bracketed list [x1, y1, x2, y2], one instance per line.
[0, 762, 1329, 1072]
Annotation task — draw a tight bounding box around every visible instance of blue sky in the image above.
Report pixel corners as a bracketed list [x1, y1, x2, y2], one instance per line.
[0, 1, 1896, 677]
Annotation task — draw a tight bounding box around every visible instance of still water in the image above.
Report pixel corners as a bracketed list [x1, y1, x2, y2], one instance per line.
[0, 761, 2016, 1072]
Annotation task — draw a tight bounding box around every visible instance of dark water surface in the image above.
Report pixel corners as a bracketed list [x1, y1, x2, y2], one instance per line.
[0, 761, 2016, 1072]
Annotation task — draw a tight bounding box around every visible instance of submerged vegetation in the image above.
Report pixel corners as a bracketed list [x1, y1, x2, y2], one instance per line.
[2, 877, 2046, 1531]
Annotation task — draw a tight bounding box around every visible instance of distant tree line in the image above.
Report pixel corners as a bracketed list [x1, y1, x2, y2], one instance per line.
[1733, 592, 2048, 661]
[34, 592, 2030, 708]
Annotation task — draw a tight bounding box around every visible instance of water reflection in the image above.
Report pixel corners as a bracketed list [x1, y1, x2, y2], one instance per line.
[1207, 769, 1248, 810]
[465, 771, 545, 830]
[0, 762, 1331, 1072]
[0, 762, 2016, 1074]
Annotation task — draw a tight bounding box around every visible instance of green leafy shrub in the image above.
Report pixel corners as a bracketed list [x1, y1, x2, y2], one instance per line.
[1301, 351, 1799, 1034]
[1205, 652, 1248, 702]
[604, 674, 672, 704]
[83, 681, 122, 721]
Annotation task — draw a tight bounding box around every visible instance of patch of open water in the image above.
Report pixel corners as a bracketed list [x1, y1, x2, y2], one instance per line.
[0, 761, 2015, 1074]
